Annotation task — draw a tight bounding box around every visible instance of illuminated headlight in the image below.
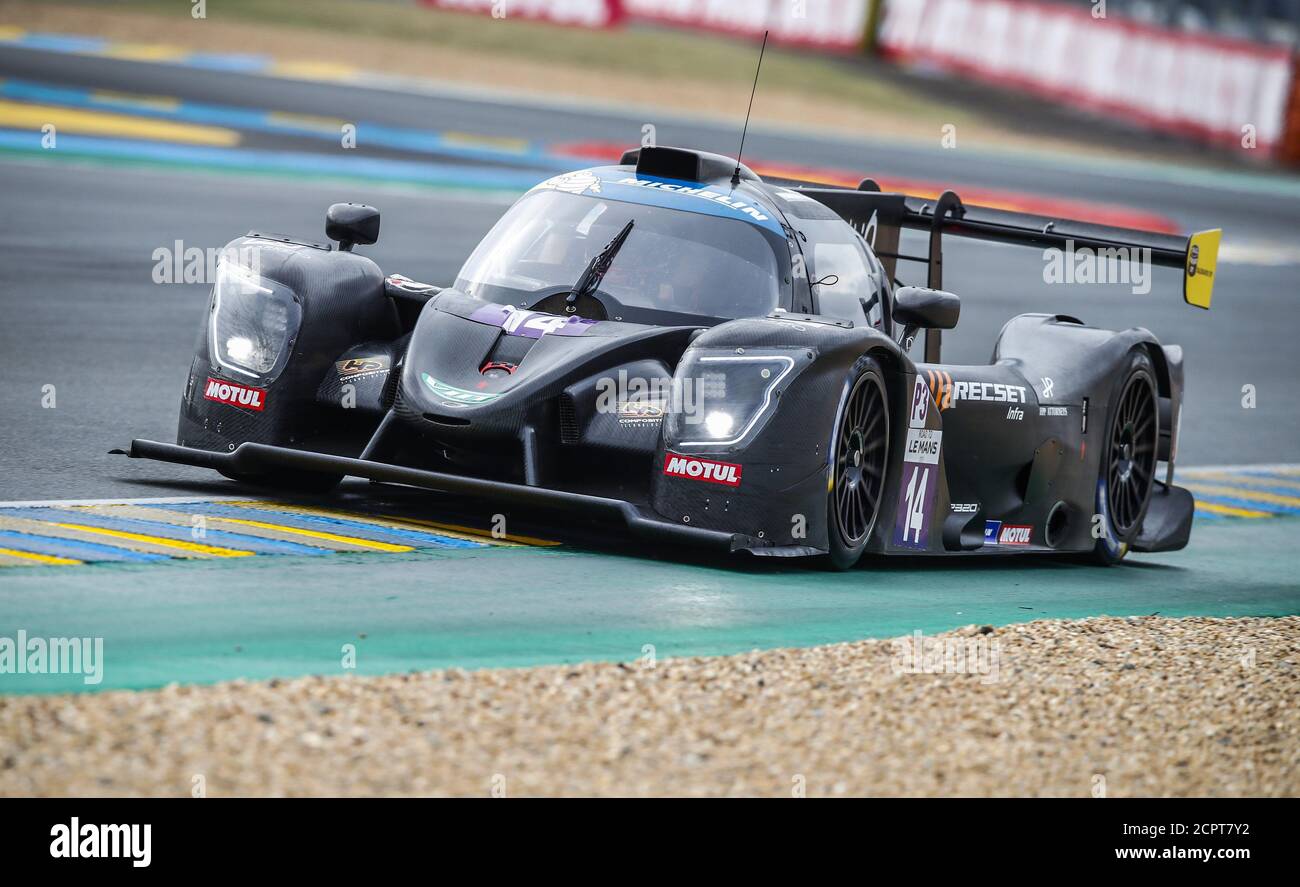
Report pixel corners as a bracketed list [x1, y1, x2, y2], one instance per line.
[209, 262, 301, 382]
[703, 411, 735, 438]
[665, 347, 812, 450]
[225, 336, 255, 363]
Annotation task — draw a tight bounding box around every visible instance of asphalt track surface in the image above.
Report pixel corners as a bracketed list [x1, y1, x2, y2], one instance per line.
[0, 46, 1297, 691]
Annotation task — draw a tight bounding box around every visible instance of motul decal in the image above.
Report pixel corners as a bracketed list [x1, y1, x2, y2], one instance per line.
[203, 377, 266, 412]
[998, 524, 1033, 545]
[662, 454, 742, 487]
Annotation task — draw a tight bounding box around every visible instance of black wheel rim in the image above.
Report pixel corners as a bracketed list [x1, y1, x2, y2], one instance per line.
[834, 373, 888, 546]
[1107, 372, 1158, 536]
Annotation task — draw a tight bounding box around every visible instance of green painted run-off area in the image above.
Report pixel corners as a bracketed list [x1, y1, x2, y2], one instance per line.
[1, 517, 1296, 694]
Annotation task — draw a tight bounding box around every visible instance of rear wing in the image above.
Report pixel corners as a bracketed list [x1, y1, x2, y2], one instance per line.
[772, 178, 1219, 362]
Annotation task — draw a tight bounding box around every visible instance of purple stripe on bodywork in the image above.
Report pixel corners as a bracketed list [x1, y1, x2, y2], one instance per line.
[468, 303, 598, 339]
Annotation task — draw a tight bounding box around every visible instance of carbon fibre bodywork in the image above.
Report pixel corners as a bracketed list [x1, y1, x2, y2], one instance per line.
[177, 234, 398, 457]
[127, 146, 1201, 563]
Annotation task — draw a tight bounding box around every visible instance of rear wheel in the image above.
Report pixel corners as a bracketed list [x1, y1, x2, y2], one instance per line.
[1092, 351, 1159, 565]
[825, 357, 889, 570]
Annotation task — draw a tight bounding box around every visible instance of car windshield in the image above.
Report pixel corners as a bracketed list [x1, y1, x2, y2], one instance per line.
[454, 189, 785, 322]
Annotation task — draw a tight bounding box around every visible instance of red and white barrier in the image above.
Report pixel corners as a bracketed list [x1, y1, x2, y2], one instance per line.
[422, 0, 624, 28]
[623, 0, 871, 52]
[425, 0, 869, 50]
[878, 0, 1295, 154]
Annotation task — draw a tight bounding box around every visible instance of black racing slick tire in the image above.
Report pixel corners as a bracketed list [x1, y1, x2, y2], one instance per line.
[1091, 350, 1160, 565]
[824, 356, 890, 570]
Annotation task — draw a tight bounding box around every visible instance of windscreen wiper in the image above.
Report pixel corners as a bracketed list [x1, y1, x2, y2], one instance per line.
[567, 219, 633, 308]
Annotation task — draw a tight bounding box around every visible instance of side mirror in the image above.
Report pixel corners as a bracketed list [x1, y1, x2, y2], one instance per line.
[326, 203, 380, 252]
[893, 285, 960, 330]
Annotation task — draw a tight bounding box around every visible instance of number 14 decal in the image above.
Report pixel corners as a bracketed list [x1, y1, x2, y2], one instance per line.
[893, 464, 936, 549]
[903, 466, 928, 543]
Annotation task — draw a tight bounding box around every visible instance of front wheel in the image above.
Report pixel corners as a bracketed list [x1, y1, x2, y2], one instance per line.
[1091, 350, 1159, 565]
[824, 357, 890, 570]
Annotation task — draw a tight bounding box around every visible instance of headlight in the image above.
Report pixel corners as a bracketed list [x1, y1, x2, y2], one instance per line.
[703, 411, 735, 438]
[665, 347, 811, 450]
[209, 262, 301, 383]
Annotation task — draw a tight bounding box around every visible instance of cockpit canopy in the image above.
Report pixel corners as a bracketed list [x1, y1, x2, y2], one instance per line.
[454, 171, 792, 326]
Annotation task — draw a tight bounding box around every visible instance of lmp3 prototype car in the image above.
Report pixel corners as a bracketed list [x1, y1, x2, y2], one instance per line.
[119, 146, 1220, 567]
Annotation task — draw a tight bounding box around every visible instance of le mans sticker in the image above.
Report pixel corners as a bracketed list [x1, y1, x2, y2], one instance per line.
[903, 428, 942, 465]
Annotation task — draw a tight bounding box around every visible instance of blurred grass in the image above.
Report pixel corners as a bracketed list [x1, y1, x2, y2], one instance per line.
[45, 0, 970, 122]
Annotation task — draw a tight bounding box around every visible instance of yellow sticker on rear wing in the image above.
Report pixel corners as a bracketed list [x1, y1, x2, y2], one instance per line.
[1184, 229, 1220, 309]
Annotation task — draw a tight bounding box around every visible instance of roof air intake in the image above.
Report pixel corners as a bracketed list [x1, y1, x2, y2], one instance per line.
[618, 146, 759, 185]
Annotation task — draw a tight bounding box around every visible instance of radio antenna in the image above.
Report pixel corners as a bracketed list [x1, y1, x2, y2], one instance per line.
[731, 29, 768, 189]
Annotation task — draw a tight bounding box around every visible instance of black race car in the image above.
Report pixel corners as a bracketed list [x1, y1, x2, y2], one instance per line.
[118, 145, 1220, 567]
